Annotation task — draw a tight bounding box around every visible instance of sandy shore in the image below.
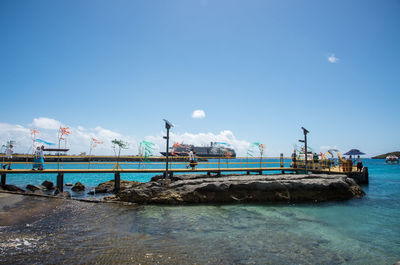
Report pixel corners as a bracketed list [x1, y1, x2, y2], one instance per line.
[0, 193, 62, 226]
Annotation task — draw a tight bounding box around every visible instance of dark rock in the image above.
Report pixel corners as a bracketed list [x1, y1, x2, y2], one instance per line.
[103, 195, 118, 201]
[41, 180, 55, 190]
[4, 185, 25, 192]
[71, 182, 85, 192]
[54, 189, 71, 198]
[87, 189, 95, 195]
[26, 184, 41, 192]
[33, 189, 45, 195]
[65, 183, 73, 186]
[150, 175, 166, 182]
[95, 180, 141, 193]
[117, 174, 366, 204]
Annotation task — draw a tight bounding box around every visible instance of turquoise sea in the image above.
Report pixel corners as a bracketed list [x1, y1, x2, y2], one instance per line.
[1, 158, 399, 264]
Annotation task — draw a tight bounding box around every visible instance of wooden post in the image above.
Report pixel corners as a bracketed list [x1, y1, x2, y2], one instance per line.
[280, 153, 284, 174]
[114, 172, 120, 192]
[247, 171, 250, 175]
[1, 173, 6, 188]
[57, 173, 64, 192]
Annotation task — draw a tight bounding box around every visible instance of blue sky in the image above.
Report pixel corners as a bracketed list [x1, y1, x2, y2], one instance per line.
[1, 0, 399, 156]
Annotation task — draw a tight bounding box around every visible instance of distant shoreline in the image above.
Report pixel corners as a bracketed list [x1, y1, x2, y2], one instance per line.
[371, 151, 400, 159]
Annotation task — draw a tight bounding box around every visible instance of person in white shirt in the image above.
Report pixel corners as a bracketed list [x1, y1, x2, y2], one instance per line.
[187, 149, 194, 168]
[4, 144, 13, 170]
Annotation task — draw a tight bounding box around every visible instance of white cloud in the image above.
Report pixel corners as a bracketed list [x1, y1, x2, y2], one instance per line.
[192, 109, 206, 119]
[32, 117, 62, 130]
[328, 54, 339, 63]
[1, 118, 271, 157]
[320, 145, 339, 151]
[0, 123, 32, 152]
[65, 126, 137, 155]
[0, 119, 138, 155]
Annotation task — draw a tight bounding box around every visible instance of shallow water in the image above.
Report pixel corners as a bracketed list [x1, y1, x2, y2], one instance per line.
[1, 159, 399, 264]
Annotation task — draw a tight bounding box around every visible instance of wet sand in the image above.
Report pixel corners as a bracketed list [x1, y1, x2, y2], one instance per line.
[0, 192, 62, 226]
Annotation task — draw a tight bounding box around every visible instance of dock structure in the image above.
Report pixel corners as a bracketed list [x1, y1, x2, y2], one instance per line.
[0, 164, 368, 193]
[0, 167, 297, 192]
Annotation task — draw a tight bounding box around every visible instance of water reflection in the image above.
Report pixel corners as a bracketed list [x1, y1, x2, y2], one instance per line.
[1, 195, 397, 264]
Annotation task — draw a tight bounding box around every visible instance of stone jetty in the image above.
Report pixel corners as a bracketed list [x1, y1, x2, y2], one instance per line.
[115, 173, 365, 204]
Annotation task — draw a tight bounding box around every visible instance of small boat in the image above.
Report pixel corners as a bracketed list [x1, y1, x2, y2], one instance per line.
[43, 148, 70, 152]
[386, 155, 399, 164]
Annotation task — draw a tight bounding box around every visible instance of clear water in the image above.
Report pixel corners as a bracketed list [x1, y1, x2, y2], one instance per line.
[1, 159, 399, 264]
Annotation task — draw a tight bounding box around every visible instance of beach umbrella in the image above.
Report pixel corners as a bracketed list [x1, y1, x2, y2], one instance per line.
[343, 149, 365, 156]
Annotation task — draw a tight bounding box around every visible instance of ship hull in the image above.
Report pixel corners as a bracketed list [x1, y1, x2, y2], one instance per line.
[160, 152, 236, 158]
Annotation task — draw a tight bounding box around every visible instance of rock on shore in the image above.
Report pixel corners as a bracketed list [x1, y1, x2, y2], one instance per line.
[117, 174, 365, 204]
[95, 179, 142, 193]
[71, 182, 85, 192]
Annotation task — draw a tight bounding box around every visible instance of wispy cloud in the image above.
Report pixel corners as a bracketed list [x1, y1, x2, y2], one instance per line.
[31, 117, 62, 130]
[192, 109, 206, 119]
[1, 118, 263, 156]
[320, 145, 339, 151]
[328, 54, 339, 63]
[1, 118, 138, 155]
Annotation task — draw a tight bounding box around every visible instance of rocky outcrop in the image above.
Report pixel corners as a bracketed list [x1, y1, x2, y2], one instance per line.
[71, 182, 85, 192]
[26, 184, 41, 192]
[41, 180, 55, 190]
[4, 185, 25, 192]
[95, 180, 142, 193]
[117, 174, 365, 204]
[54, 189, 71, 198]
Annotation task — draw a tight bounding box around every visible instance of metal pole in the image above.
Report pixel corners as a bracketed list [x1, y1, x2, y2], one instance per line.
[165, 127, 169, 179]
[304, 132, 308, 174]
[163, 119, 173, 180]
[57, 173, 64, 192]
[1, 173, 6, 188]
[114, 172, 120, 191]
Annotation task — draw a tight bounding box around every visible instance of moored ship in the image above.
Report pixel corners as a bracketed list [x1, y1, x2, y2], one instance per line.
[386, 155, 399, 164]
[160, 142, 236, 158]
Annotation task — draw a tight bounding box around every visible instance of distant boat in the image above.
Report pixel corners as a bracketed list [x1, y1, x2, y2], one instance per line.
[160, 142, 236, 158]
[386, 155, 399, 164]
[43, 148, 69, 152]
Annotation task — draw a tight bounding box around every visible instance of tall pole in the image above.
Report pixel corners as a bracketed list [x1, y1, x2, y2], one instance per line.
[304, 132, 308, 174]
[302, 127, 309, 174]
[57, 132, 61, 171]
[165, 126, 170, 179]
[163, 119, 173, 179]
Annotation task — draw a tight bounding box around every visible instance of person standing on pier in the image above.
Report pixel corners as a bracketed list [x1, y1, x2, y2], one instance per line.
[187, 149, 194, 168]
[190, 151, 198, 170]
[32, 146, 45, 170]
[356, 155, 363, 172]
[3, 144, 13, 170]
[291, 150, 297, 168]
